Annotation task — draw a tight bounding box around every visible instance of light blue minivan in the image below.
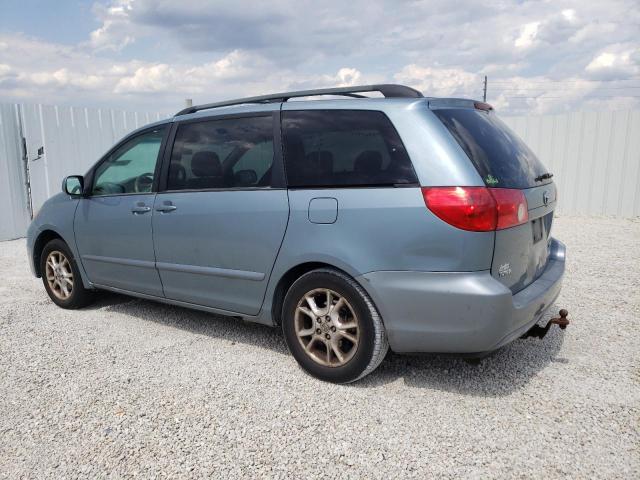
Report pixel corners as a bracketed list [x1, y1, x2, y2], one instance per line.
[27, 84, 565, 383]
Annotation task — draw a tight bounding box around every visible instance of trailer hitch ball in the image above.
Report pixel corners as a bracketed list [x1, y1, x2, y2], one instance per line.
[553, 309, 569, 329]
[521, 309, 570, 340]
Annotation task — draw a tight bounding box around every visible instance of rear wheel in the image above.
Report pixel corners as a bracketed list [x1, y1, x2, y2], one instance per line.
[282, 269, 388, 383]
[40, 239, 94, 309]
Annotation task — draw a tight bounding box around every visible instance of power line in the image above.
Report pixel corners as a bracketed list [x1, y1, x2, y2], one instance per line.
[494, 86, 640, 91]
[503, 95, 640, 99]
[490, 78, 640, 85]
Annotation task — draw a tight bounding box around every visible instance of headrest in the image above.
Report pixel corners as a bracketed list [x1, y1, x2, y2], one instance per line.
[191, 151, 221, 177]
[354, 150, 383, 173]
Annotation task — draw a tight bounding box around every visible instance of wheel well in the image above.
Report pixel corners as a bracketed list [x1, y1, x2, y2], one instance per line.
[33, 230, 63, 277]
[271, 262, 353, 326]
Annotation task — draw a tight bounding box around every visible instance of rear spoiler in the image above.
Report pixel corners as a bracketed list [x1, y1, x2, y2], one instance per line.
[428, 98, 493, 111]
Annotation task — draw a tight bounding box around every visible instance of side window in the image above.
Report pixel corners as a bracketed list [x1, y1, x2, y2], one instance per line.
[282, 110, 417, 187]
[92, 127, 165, 195]
[167, 116, 274, 190]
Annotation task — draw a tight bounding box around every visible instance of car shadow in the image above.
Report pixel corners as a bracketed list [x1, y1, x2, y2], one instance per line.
[87, 292, 567, 397]
[355, 327, 567, 396]
[86, 292, 290, 357]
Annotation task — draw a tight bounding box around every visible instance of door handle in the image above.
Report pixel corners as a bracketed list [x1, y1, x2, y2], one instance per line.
[156, 202, 177, 213]
[131, 203, 151, 214]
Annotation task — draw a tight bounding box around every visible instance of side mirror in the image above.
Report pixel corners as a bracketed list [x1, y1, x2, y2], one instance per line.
[62, 175, 84, 196]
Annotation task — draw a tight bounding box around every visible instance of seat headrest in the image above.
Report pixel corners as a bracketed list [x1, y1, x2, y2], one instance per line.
[191, 151, 221, 177]
[354, 150, 383, 174]
[306, 150, 333, 174]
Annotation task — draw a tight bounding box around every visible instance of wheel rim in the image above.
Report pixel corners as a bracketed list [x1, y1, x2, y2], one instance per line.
[294, 288, 360, 367]
[45, 250, 74, 300]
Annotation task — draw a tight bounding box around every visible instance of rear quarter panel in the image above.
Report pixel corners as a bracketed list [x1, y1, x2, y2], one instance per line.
[268, 186, 494, 277]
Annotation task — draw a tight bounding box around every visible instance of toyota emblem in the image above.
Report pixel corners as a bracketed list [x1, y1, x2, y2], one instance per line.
[542, 191, 550, 206]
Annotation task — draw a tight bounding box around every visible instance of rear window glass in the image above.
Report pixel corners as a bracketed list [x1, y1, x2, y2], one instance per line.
[282, 110, 417, 188]
[433, 108, 549, 189]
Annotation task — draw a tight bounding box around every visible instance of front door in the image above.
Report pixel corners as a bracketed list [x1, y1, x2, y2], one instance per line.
[74, 126, 167, 296]
[152, 113, 289, 315]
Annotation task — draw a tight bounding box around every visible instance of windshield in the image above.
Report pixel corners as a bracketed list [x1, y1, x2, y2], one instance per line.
[433, 108, 550, 189]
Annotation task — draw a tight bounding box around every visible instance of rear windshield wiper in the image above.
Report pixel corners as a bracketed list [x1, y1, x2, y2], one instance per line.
[535, 172, 554, 182]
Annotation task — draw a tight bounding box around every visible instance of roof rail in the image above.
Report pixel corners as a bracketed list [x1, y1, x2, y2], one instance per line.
[175, 84, 424, 116]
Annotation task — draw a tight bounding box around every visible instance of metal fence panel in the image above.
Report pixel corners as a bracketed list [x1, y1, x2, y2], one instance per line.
[0, 103, 167, 240]
[19, 104, 167, 214]
[502, 111, 640, 217]
[1, 104, 639, 242]
[0, 104, 30, 241]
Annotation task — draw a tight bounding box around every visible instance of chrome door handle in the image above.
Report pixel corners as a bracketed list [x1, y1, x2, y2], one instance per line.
[131, 204, 151, 214]
[156, 203, 177, 213]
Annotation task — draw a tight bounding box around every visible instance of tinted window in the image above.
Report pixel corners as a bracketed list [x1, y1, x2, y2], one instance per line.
[168, 116, 274, 190]
[282, 110, 417, 187]
[433, 108, 549, 189]
[92, 127, 165, 195]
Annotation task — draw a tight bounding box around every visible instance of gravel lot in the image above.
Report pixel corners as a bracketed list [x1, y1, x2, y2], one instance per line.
[0, 216, 638, 479]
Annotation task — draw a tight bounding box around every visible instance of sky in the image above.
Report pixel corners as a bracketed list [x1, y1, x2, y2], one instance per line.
[0, 0, 639, 115]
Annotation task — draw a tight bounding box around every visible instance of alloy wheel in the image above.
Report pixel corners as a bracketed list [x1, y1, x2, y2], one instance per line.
[45, 250, 74, 300]
[294, 288, 360, 367]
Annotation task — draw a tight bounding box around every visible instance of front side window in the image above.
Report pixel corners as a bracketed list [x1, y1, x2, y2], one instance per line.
[167, 116, 274, 190]
[92, 127, 166, 195]
[282, 110, 417, 187]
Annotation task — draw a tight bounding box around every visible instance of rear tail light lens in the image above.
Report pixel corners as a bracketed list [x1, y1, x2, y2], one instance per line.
[422, 187, 496, 231]
[490, 188, 529, 229]
[474, 101, 493, 111]
[422, 187, 528, 232]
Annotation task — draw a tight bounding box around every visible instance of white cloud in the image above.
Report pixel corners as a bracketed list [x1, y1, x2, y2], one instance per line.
[0, 1, 639, 115]
[89, 0, 135, 51]
[585, 49, 640, 80]
[0, 64, 12, 77]
[515, 22, 540, 48]
[394, 65, 479, 97]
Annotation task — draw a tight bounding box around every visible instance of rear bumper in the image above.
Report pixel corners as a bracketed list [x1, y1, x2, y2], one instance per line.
[357, 238, 565, 354]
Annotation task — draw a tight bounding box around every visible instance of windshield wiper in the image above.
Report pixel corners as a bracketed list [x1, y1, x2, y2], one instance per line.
[535, 172, 554, 182]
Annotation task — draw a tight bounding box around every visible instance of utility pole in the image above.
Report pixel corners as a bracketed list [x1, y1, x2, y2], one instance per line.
[483, 76, 487, 102]
[185, 98, 193, 108]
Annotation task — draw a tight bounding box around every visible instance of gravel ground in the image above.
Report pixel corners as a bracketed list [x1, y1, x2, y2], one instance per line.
[0, 216, 638, 479]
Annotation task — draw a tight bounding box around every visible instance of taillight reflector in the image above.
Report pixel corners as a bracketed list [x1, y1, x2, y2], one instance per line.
[422, 187, 528, 232]
[474, 101, 494, 111]
[490, 188, 529, 229]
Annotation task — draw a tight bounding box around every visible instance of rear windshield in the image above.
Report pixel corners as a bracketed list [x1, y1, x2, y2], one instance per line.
[433, 108, 549, 189]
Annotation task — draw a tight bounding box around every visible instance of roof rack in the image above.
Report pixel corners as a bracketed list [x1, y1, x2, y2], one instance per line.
[175, 84, 424, 116]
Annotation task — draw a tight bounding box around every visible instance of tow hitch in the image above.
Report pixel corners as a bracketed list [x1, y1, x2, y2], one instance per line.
[521, 309, 570, 340]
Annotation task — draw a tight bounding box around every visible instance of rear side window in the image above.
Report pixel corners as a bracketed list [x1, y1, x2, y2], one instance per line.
[168, 116, 274, 190]
[432, 108, 549, 189]
[282, 110, 417, 187]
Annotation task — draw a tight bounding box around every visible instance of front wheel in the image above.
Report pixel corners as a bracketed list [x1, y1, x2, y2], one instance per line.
[282, 269, 388, 383]
[40, 239, 94, 309]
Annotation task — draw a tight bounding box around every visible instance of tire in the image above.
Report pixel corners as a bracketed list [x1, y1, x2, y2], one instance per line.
[282, 268, 388, 383]
[40, 239, 94, 309]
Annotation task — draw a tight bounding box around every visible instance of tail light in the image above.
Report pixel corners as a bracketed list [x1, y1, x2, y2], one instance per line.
[422, 186, 528, 232]
[474, 101, 493, 111]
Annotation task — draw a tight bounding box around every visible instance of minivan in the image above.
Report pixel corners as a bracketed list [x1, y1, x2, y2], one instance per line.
[27, 84, 565, 383]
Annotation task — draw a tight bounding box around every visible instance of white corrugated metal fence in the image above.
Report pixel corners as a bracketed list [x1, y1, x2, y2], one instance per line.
[0, 103, 168, 240]
[503, 111, 640, 218]
[0, 104, 638, 241]
[0, 104, 31, 241]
